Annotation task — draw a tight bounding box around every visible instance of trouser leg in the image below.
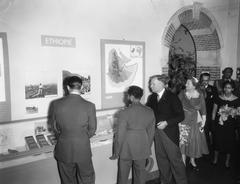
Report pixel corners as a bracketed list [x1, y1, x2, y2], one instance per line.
[118, 159, 132, 184]
[155, 130, 188, 184]
[132, 159, 147, 184]
[57, 161, 78, 184]
[76, 158, 95, 184]
[154, 131, 173, 184]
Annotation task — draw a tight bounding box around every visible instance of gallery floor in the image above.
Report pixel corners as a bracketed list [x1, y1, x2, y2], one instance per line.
[147, 149, 240, 184]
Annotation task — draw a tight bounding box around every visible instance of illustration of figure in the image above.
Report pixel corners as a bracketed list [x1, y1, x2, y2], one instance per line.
[38, 83, 44, 97]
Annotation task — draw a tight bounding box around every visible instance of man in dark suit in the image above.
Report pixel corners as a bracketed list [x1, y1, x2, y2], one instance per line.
[199, 72, 217, 147]
[48, 76, 97, 184]
[146, 74, 187, 184]
[116, 85, 155, 184]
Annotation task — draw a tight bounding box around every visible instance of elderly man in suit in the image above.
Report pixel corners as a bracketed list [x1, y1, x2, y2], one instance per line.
[48, 76, 97, 184]
[116, 85, 155, 184]
[146, 74, 187, 184]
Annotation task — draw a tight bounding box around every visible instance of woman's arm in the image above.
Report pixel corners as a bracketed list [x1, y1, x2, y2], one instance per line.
[199, 92, 206, 127]
[201, 115, 206, 128]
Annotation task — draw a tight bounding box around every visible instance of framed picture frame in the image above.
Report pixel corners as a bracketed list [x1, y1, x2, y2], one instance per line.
[0, 33, 11, 123]
[101, 39, 145, 109]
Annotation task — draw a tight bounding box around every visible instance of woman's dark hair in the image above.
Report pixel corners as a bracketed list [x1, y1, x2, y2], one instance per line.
[127, 85, 143, 99]
[222, 80, 235, 90]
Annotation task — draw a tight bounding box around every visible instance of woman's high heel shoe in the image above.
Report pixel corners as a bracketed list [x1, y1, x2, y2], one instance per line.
[212, 160, 218, 166]
[189, 162, 199, 171]
[225, 162, 230, 169]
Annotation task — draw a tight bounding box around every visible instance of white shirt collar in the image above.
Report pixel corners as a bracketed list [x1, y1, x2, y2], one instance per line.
[157, 88, 165, 99]
[69, 91, 81, 95]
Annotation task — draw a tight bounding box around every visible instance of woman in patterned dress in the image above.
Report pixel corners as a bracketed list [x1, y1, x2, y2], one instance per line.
[178, 76, 209, 170]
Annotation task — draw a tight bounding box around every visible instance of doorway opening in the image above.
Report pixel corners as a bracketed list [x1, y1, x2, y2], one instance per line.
[168, 25, 196, 94]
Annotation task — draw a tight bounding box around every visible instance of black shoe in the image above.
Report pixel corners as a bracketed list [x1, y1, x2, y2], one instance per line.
[189, 163, 200, 171]
[225, 160, 231, 169]
[225, 163, 230, 169]
[211, 161, 217, 166]
[211, 159, 218, 166]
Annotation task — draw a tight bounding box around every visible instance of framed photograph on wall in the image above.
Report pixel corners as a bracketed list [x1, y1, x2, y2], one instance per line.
[101, 39, 145, 109]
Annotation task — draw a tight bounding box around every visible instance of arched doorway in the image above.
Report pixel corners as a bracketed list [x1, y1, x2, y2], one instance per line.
[168, 25, 197, 93]
[161, 2, 223, 93]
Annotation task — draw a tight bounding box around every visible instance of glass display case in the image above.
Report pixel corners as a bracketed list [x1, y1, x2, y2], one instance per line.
[0, 113, 115, 165]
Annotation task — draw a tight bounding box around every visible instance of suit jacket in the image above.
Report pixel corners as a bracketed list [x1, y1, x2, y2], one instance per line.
[200, 85, 217, 121]
[48, 94, 97, 163]
[146, 90, 184, 145]
[116, 103, 155, 160]
[234, 80, 240, 97]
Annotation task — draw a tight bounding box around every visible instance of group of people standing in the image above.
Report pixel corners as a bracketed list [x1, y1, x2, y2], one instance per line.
[199, 68, 240, 170]
[48, 66, 240, 184]
[198, 67, 240, 183]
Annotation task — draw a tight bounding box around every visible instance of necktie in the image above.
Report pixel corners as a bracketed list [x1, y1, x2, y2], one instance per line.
[157, 94, 160, 102]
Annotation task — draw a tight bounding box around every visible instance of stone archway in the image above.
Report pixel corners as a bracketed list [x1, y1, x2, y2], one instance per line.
[161, 2, 222, 80]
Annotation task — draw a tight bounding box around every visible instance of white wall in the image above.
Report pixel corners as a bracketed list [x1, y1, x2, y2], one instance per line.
[1, 0, 164, 119]
[0, 0, 238, 119]
[237, 0, 240, 67]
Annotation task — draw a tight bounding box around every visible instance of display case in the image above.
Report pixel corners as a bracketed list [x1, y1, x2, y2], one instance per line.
[0, 111, 158, 184]
[0, 112, 115, 163]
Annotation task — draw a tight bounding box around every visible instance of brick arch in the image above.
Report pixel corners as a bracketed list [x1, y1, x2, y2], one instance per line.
[161, 4, 222, 80]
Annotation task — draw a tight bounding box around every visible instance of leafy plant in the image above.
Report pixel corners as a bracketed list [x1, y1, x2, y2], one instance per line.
[168, 46, 196, 94]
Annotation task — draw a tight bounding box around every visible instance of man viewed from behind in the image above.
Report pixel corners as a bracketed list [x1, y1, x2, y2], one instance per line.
[146, 74, 188, 184]
[48, 76, 97, 184]
[116, 85, 155, 184]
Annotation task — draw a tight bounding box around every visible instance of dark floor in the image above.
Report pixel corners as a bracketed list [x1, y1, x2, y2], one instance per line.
[146, 151, 240, 184]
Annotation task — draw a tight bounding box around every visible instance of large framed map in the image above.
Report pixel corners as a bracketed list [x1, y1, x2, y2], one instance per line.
[101, 39, 145, 109]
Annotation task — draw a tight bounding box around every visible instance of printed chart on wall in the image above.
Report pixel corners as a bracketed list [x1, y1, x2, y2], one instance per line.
[101, 39, 145, 109]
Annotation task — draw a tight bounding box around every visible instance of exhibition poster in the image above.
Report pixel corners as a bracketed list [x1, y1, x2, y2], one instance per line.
[101, 39, 145, 109]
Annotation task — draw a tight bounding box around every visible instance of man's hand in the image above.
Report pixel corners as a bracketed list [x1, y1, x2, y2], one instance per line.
[157, 121, 168, 129]
[109, 154, 118, 160]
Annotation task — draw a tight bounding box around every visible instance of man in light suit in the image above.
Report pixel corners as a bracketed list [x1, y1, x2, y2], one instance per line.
[48, 76, 97, 184]
[146, 74, 187, 184]
[116, 85, 155, 184]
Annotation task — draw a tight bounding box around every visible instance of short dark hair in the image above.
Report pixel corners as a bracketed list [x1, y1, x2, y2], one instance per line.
[127, 85, 143, 99]
[222, 80, 235, 90]
[151, 74, 169, 85]
[199, 72, 210, 83]
[67, 76, 82, 90]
